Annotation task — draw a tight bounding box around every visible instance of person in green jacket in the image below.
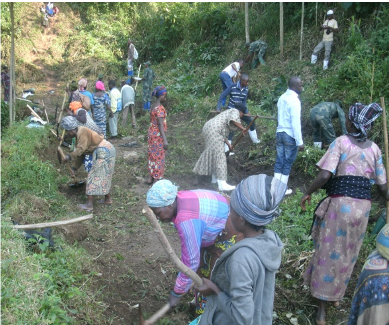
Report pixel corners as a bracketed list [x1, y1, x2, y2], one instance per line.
[310, 101, 347, 149]
[142, 61, 156, 111]
[245, 39, 268, 68]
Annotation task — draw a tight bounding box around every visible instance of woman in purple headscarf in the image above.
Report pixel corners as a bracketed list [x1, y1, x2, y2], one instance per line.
[147, 86, 168, 185]
[300, 102, 389, 325]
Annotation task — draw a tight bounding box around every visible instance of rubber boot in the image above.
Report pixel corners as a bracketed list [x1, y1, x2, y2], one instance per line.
[274, 173, 281, 180]
[258, 55, 266, 66]
[211, 174, 217, 184]
[314, 142, 322, 149]
[280, 174, 292, 195]
[323, 60, 329, 70]
[311, 54, 318, 64]
[249, 129, 261, 144]
[217, 180, 235, 191]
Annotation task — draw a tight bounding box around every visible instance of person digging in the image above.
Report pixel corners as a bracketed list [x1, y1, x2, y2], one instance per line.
[60, 116, 116, 212]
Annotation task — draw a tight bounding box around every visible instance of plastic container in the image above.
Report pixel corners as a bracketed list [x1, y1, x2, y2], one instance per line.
[371, 208, 387, 235]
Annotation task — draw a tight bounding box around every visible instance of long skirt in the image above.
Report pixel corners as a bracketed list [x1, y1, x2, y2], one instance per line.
[195, 213, 244, 315]
[193, 124, 227, 181]
[348, 249, 389, 325]
[303, 196, 371, 301]
[86, 140, 116, 196]
[148, 132, 165, 180]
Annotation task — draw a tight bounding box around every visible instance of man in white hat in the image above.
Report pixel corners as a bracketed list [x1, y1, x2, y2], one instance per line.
[311, 10, 338, 70]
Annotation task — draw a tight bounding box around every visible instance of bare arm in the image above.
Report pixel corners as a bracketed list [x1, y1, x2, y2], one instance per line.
[301, 169, 332, 211]
[377, 183, 389, 201]
[157, 117, 168, 150]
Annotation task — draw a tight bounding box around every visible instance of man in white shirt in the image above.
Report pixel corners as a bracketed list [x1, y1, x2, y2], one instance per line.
[274, 76, 304, 195]
[311, 10, 339, 70]
[108, 80, 121, 140]
[219, 60, 244, 107]
[120, 79, 136, 128]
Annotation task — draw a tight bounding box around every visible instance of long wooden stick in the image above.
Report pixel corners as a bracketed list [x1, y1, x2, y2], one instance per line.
[244, 114, 277, 121]
[26, 104, 46, 123]
[135, 64, 142, 91]
[226, 116, 258, 157]
[141, 207, 203, 325]
[12, 214, 93, 230]
[380, 97, 389, 224]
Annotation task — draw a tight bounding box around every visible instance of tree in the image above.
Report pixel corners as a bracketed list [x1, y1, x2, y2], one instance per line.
[245, 2, 250, 44]
[300, 2, 304, 60]
[280, 2, 284, 58]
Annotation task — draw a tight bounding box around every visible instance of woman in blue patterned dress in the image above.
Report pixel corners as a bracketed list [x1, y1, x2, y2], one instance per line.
[93, 81, 112, 138]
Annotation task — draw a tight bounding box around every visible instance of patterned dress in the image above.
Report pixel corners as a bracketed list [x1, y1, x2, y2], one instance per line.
[86, 140, 116, 196]
[348, 249, 389, 325]
[304, 135, 387, 301]
[193, 109, 241, 181]
[148, 105, 167, 179]
[93, 92, 110, 138]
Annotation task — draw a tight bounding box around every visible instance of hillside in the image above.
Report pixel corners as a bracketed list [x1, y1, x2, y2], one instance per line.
[1, 2, 389, 325]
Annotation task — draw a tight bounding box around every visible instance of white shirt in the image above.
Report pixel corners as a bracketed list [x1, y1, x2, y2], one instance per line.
[121, 84, 135, 107]
[276, 89, 303, 146]
[222, 62, 240, 78]
[322, 19, 338, 42]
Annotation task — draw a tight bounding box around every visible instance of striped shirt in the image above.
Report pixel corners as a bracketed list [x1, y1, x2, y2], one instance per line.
[172, 190, 229, 294]
[217, 81, 248, 111]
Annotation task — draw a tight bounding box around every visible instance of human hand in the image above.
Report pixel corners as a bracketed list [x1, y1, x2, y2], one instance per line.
[299, 145, 305, 152]
[168, 292, 182, 308]
[300, 194, 311, 211]
[194, 278, 219, 296]
[109, 112, 114, 118]
[163, 141, 169, 150]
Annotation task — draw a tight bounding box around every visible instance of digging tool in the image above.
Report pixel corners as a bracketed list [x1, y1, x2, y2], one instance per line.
[57, 141, 85, 187]
[243, 114, 277, 121]
[380, 97, 389, 224]
[226, 115, 258, 157]
[42, 100, 49, 123]
[11, 214, 93, 230]
[26, 104, 46, 124]
[140, 207, 203, 325]
[56, 83, 68, 137]
[135, 64, 142, 91]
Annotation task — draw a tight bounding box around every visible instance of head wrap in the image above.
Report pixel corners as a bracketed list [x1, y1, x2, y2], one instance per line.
[234, 102, 247, 113]
[376, 223, 389, 260]
[61, 116, 78, 130]
[144, 61, 151, 66]
[231, 174, 287, 226]
[69, 101, 82, 113]
[348, 103, 382, 142]
[152, 86, 167, 98]
[95, 81, 105, 91]
[327, 10, 334, 15]
[78, 78, 88, 91]
[146, 180, 178, 208]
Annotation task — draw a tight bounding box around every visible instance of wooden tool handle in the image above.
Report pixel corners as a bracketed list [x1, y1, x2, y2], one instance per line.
[380, 97, 389, 224]
[12, 214, 93, 229]
[225, 115, 258, 156]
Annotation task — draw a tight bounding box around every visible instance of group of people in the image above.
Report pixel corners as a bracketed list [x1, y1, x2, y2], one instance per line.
[40, 2, 59, 27]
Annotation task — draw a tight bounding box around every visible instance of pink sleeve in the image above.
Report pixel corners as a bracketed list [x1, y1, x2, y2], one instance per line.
[316, 137, 341, 175]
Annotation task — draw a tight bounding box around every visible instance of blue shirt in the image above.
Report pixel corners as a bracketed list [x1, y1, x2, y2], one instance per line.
[80, 90, 94, 105]
[276, 89, 303, 146]
[217, 81, 248, 111]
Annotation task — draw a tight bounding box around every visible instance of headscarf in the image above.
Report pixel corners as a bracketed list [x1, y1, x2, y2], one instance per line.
[234, 102, 247, 113]
[95, 81, 105, 91]
[152, 86, 167, 98]
[376, 223, 389, 260]
[144, 61, 151, 67]
[61, 116, 78, 131]
[146, 179, 178, 208]
[230, 174, 287, 226]
[69, 101, 82, 113]
[348, 103, 382, 142]
[78, 78, 88, 91]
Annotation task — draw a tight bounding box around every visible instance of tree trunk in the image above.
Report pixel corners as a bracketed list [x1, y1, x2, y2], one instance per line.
[300, 2, 304, 61]
[245, 2, 250, 44]
[280, 2, 284, 59]
[9, 2, 15, 125]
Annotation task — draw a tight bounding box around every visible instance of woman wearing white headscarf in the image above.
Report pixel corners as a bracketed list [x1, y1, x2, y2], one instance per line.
[191, 174, 287, 325]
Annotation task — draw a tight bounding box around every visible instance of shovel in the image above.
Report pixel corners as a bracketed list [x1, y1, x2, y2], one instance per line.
[225, 115, 258, 157]
[139, 207, 203, 325]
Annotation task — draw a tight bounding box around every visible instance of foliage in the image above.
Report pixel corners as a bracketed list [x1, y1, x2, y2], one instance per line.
[294, 146, 326, 179]
[1, 100, 10, 131]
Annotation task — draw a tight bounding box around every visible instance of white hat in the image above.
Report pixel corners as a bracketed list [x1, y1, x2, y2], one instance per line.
[327, 10, 334, 15]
